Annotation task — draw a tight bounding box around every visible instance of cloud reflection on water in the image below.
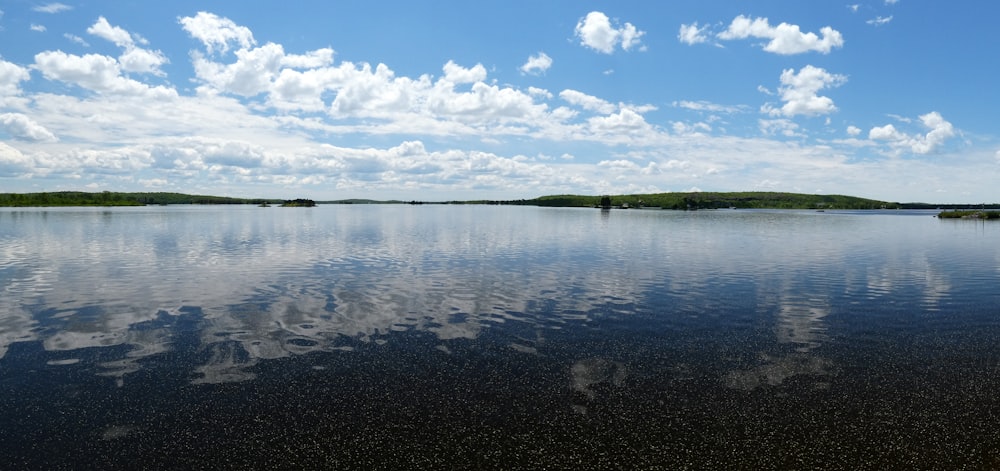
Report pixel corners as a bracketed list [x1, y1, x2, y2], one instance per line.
[0, 207, 990, 387]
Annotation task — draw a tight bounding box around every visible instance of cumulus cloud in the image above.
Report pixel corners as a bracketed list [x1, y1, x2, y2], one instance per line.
[179, 11, 256, 54]
[88, 16, 133, 47]
[574, 11, 645, 54]
[34, 50, 177, 99]
[281, 48, 334, 69]
[520, 52, 552, 75]
[0, 142, 33, 176]
[847, 125, 862, 136]
[441, 60, 487, 84]
[0, 113, 58, 141]
[194, 35, 550, 131]
[764, 65, 846, 117]
[559, 89, 615, 114]
[869, 112, 955, 155]
[0, 59, 30, 96]
[718, 15, 844, 54]
[31, 24, 47, 32]
[33, 3, 72, 14]
[192, 42, 285, 96]
[678, 22, 710, 45]
[88, 17, 168, 75]
[587, 108, 653, 136]
[201, 140, 266, 168]
[527, 87, 552, 100]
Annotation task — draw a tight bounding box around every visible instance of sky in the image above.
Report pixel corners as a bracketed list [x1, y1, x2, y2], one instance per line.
[0, 1, 997, 203]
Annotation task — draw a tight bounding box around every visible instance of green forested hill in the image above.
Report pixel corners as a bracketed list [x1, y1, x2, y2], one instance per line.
[0, 191, 279, 206]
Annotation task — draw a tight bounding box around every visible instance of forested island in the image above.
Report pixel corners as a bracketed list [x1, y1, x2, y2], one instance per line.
[936, 210, 1000, 219]
[2, 190, 998, 213]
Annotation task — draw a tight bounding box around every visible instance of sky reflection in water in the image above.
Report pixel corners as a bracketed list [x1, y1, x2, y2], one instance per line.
[2, 206, 1000, 467]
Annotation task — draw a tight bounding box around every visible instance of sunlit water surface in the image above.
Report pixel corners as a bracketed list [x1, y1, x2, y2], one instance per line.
[2, 206, 1000, 468]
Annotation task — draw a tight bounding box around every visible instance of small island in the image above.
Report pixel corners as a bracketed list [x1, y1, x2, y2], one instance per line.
[937, 210, 1000, 219]
[280, 199, 316, 207]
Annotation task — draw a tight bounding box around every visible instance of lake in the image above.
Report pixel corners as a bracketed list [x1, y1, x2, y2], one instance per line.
[2, 205, 1000, 468]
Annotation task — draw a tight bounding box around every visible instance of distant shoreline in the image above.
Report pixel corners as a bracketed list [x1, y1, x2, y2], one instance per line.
[2, 190, 998, 210]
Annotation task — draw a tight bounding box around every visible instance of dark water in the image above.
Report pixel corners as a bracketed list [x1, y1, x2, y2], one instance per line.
[2, 205, 1000, 468]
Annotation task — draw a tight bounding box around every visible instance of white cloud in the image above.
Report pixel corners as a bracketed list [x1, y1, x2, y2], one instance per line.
[574, 11, 645, 54]
[0, 142, 33, 176]
[587, 108, 653, 136]
[619, 22, 645, 51]
[441, 60, 487, 84]
[869, 123, 904, 141]
[867, 16, 893, 26]
[672, 121, 712, 135]
[764, 65, 846, 117]
[868, 112, 955, 154]
[0, 59, 30, 96]
[520, 52, 552, 75]
[598, 159, 640, 170]
[192, 43, 285, 96]
[718, 15, 844, 54]
[179, 11, 256, 55]
[527, 87, 552, 100]
[88, 16, 133, 47]
[848, 4, 860, 13]
[0, 113, 58, 141]
[119, 47, 169, 76]
[88, 17, 169, 75]
[33, 3, 72, 14]
[755, 179, 782, 190]
[201, 140, 266, 168]
[759, 118, 802, 137]
[885, 0, 899, 4]
[139, 178, 168, 188]
[847, 125, 862, 136]
[64, 33, 90, 47]
[678, 22, 710, 45]
[33, 50, 177, 99]
[673, 100, 747, 114]
[281, 48, 334, 69]
[559, 89, 615, 114]
[31, 24, 47, 32]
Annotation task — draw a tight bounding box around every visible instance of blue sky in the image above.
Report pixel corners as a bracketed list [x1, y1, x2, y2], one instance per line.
[0, 1, 996, 202]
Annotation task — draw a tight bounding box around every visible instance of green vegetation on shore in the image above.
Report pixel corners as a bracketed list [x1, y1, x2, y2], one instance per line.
[280, 199, 316, 207]
[0, 191, 282, 207]
[937, 210, 1000, 219]
[3, 190, 998, 212]
[523, 192, 896, 210]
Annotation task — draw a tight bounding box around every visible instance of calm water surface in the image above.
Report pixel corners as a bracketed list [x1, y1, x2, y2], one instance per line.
[2, 205, 1000, 468]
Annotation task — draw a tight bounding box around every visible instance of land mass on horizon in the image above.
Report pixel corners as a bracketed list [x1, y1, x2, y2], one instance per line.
[2, 190, 999, 210]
